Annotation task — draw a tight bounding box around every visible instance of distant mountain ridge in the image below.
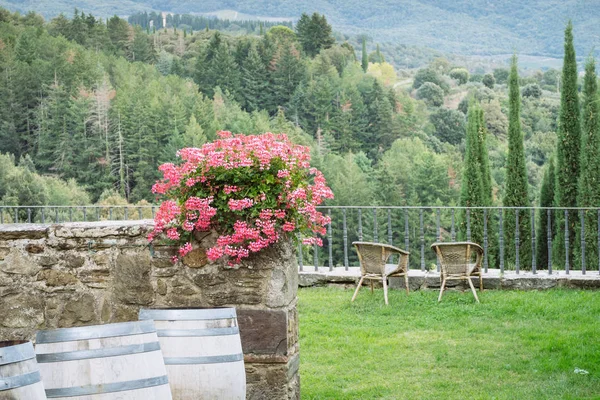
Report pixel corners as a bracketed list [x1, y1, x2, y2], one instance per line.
[1, 0, 598, 57]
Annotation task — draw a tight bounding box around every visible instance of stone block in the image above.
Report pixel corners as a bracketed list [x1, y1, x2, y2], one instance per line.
[266, 262, 298, 308]
[182, 247, 209, 268]
[37, 255, 59, 267]
[58, 293, 98, 327]
[190, 264, 269, 306]
[0, 249, 42, 276]
[64, 254, 85, 269]
[0, 293, 44, 329]
[25, 243, 44, 254]
[113, 252, 154, 305]
[237, 309, 288, 356]
[37, 269, 79, 287]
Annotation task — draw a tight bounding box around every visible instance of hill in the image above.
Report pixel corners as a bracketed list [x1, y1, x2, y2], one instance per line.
[0, 0, 598, 57]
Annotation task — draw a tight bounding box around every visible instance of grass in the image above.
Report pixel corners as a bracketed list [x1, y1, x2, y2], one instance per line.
[298, 287, 600, 399]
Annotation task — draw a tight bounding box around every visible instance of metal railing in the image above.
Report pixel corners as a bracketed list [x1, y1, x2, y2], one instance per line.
[2, 205, 599, 275]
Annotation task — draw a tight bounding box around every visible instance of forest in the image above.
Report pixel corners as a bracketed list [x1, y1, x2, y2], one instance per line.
[1, 0, 599, 57]
[0, 7, 598, 268]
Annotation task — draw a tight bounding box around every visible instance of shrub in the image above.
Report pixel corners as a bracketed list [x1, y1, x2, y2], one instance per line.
[449, 68, 469, 85]
[149, 131, 334, 265]
[522, 83, 542, 98]
[416, 82, 444, 106]
[482, 73, 496, 89]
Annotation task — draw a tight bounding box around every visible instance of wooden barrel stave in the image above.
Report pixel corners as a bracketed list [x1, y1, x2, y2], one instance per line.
[35, 321, 172, 400]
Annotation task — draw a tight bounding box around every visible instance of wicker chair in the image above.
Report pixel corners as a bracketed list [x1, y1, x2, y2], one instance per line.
[351, 241, 410, 305]
[431, 241, 484, 303]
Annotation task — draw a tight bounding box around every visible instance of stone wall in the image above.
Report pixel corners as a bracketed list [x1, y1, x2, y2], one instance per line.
[0, 221, 299, 400]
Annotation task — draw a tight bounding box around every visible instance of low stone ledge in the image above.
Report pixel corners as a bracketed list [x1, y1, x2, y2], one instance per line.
[301, 266, 600, 291]
[0, 224, 49, 240]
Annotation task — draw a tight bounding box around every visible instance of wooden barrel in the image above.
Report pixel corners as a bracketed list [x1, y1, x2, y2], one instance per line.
[0, 340, 46, 399]
[139, 308, 246, 399]
[35, 321, 172, 400]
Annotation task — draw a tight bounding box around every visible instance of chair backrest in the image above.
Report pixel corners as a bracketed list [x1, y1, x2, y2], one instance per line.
[431, 242, 483, 276]
[353, 242, 409, 275]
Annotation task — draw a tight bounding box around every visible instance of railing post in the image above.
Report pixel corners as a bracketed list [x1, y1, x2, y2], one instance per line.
[451, 208, 456, 242]
[404, 209, 409, 256]
[0, 208, 3, 224]
[499, 209, 504, 274]
[420, 208, 425, 272]
[515, 210, 520, 274]
[387, 209, 392, 245]
[565, 209, 569, 275]
[328, 209, 333, 271]
[298, 234, 304, 272]
[531, 208, 536, 274]
[83, 207, 86, 222]
[138, 208, 143, 220]
[41, 208, 45, 224]
[69, 207, 73, 222]
[27, 208, 31, 223]
[124, 207, 129, 221]
[109, 207, 113, 221]
[14, 208, 18, 223]
[152, 206, 156, 218]
[547, 209, 552, 275]
[484, 208, 488, 273]
[598, 209, 600, 274]
[313, 243, 318, 272]
[373, 208, 378, 242]
[342, 208, 348, 270]
[55, 207, 59, 223]
[96, 207, 100, 221]
[358, 209, 363, 241]
[436, 208, 441, 273]
[580, 210, 586, 275]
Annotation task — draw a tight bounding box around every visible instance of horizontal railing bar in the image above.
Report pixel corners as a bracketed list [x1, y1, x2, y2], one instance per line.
[2, 205, 600, 210]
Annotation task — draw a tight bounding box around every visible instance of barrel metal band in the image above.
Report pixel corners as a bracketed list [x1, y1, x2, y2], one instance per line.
[157, 327, 239, 337]
[164, 353, 243, 365]
[0, 342, 36, 366]
[139, 308, 237, 321]
[36, 320, 156, 344]
[45, 375, 169, 398]
[0, 371, 41, 392]
[36, 342, 161, 363]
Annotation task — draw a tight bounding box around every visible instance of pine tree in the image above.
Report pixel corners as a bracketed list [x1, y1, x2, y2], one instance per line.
[295, 12, 335, 57]
[459, 102, 484, 244]
[554, 21, 581, 269]
[271, 43, 306, 109]
[361, 37, 368, 72]
[575, 57, 600, 270]
[241, 44, 268, 112]
[503, 54, 531, 269]
[536, 158, 555, 269]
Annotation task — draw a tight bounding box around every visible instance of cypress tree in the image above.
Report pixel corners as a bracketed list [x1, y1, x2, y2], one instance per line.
[503, 54, 531, 269]
[575, 57, 600, 269]
[536, 158, 555, 269]
[361, 37, 368, 72]
[554, 21, 581, 268]
[459, 101, 484, 244]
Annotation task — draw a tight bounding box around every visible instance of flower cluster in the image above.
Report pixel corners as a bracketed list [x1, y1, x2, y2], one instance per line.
[149, 131, 334, 265]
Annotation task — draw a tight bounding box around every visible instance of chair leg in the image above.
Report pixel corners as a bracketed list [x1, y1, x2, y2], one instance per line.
[370, 280, 374, 293]
[438, 277, 447, 302]
[383, 276, 389, 305]
[467, 277, 480, 303]
[479, 273, 483, 291]
[404, 273, 410, 295]
[351, 277, 365, 302]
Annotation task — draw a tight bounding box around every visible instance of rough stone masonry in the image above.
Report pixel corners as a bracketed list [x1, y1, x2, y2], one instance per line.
[0, 220, 299, 400]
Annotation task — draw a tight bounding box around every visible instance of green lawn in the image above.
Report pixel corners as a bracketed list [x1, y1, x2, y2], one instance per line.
[298, 287, 600, 399]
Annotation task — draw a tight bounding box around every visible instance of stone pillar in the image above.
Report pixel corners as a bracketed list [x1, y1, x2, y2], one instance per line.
[0, 221, 299, 399]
